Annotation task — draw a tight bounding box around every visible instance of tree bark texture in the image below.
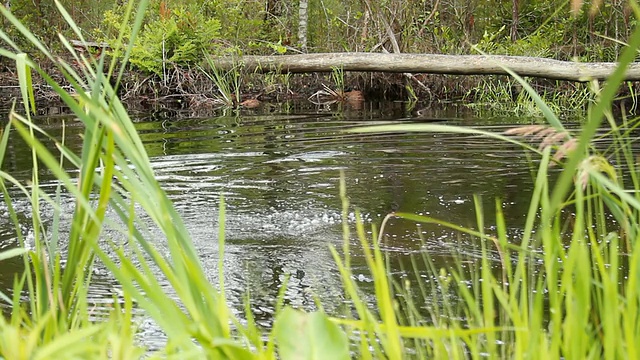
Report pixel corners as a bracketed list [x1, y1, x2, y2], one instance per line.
[213, 53, 640, 82]
[511, 0, 519, 41]
[298, 0, 308, 52]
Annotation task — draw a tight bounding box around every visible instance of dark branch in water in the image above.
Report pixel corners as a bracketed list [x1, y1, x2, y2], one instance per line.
[213, 53, 640, 82]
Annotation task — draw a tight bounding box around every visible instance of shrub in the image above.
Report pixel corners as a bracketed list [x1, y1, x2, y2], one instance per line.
[128, 6, 221, 76]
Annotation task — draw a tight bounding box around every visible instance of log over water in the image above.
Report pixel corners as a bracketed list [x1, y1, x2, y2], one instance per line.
[215, 53, 640, 82]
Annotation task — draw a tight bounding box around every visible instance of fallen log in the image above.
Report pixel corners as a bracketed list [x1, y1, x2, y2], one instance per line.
[214, 53, 640, 82]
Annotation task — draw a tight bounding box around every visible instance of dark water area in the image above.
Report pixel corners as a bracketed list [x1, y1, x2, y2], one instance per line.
[0, 102, 550, 341]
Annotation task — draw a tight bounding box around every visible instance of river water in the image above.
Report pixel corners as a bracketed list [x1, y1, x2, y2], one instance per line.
[0, 102, 541, 340]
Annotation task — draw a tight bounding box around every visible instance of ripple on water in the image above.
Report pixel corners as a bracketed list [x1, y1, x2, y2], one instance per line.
[1, 105, 590, 344]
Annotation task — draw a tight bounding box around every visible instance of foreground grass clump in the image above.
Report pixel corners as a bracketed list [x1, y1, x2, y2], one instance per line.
[1, 0, 640, 359]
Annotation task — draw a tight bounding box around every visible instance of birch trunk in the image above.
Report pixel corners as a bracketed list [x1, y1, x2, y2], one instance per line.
[298, 0, 308, 52]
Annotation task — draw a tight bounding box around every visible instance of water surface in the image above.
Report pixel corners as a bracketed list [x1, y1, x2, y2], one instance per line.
[0, 102, 542, 334]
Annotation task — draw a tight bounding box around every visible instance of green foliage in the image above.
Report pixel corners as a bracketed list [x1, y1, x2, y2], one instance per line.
[307, 0, 359, 52]
[476, 25, 556, 57]
[268, 39, 288, 55]
[129, 7, 221, 76]
[202, 54, 242, 106]
[202, 0, 275, 51]
[467, 77, 594, 117]
[331, 66, 345, 93]
[2, 0, 634, 66]
[274, 308, 350, 360]
[97, 0, 275, 71]
[95, 6, 133, 45]
[344, 14, 640, 357]
[3, 1, 640, 359]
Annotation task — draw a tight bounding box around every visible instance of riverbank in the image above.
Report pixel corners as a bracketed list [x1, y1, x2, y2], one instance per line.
[0, 57, 638, 118]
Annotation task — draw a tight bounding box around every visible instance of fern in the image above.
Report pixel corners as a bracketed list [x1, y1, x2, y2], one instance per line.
[126, 6, 221, 76]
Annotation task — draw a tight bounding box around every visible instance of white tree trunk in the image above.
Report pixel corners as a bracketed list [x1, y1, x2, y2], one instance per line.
[298, 0, 308, 52]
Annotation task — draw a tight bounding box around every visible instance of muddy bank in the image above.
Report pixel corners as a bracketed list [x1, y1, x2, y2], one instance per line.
[0, 63, 432, 105]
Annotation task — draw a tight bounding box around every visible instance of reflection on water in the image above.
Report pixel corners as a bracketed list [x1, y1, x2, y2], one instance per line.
[0, 102, 546, 337]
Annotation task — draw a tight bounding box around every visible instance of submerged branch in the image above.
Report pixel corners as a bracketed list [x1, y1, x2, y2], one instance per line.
[214, 53, 640, 82]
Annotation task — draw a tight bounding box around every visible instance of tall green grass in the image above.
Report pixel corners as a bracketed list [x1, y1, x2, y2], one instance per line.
[1, 0, 640, 359]
[466, 77, 594, 117]
[201, 54, 242, 107]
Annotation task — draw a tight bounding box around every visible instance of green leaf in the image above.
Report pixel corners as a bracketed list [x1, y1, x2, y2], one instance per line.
[16, 53, 36, 115]
[0, 247, 27, 262]
[275, 308, 349, 360]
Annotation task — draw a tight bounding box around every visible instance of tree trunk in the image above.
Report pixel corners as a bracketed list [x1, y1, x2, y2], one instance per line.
[511, 0, 519, 41]
[298, 0, 308, 52]
[213, 52, 640, 82]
